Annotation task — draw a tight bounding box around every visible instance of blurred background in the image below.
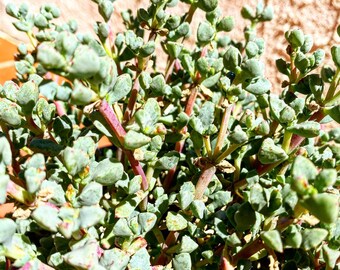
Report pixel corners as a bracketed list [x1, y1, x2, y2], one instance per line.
[0, 0, 339, 91]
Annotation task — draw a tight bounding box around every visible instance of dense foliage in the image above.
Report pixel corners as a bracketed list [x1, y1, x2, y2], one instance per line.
[0, 0, 339, 269]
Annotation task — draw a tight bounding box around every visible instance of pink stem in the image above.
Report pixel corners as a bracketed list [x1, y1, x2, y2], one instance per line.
[125, 150, 148, 190]
[54, 101, 66, 116]
[163, 86, 198, 190]
[194, 163, 216, 200]
[123, 79, 140, 123]
[99, 100, 148, 190]
[99, 100, 127, 142]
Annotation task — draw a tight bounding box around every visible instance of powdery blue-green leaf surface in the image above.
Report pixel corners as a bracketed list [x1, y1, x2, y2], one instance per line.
[166, 212, 188, 231]
[128, 248, 151, 270]
[135, 98, 161, 134]
[258, 138, 287, 164]
[0, 218, 17, 243]
[92, 158, 124, 186]
[172, 253, 192, 270]
[99, 248, 130, 270]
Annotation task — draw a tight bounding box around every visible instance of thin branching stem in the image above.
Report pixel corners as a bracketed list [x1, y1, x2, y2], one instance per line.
[325, 68, 340, 101]
[203, 135, 212, 158]
[282, 130, 293, 153]
[99, 100, 148, 191]
[163, 85, 199, 190]
[194, 163, 216, 200]
[212, 104, 233, 159]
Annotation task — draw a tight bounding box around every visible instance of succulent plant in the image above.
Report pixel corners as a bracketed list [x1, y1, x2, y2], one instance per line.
[0, 0, 339, 269]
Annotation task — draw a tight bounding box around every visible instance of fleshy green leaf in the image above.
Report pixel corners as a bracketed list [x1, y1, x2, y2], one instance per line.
[301, 194, 339, 223]
[166, 212, 187, 231]
[258, 138, 287, 164]
[287, 121, 321, 138]
[32, 205, 61, 232]
[93, 158, 124, 186]
[261, 230, 283, 253]
[107, 74, 132, 104]
[172, 253, 192, 270]
[68, 45, 100, 79]
[0, 218, 17, 243]
[301, 228, 328, 250]
[178, 182, 195, 210]
[124, 130, 151, 150]
[197, 21, 215, 44]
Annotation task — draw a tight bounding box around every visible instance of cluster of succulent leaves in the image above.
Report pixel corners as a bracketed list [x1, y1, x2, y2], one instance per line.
[0, 0, 339, 269]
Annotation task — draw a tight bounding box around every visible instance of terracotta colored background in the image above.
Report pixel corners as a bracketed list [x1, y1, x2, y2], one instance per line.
[0, 0, 339, 89]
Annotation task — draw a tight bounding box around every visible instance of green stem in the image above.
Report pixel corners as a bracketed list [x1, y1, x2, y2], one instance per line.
[278, 160, 290, 176]
[140, 166, 154, 211]
[289, 51, 298, 89]
[203, 136, 212, 159]
[195, 163, 216, 200]
[282, 130, 293, 153]
[215, 144, 240, 164]
[155, 231, 179, 265]
[27, 31, 37, 48]
[25, 115, 44, 136]
[164, 58, 175, 82]
[212, 104, 233, 160]
[103, 42, 113, 58]
[195, 258, 211, 268]
[325, 90, 340, 106]
[325, 68, 340, 101]
[152, 227, 165, 254]
[261, 107, 268, 121]
[233, 146, 247, 182]
[257, 160, 285, 176]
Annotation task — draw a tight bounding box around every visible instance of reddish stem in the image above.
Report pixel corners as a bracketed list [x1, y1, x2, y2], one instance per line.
[155, 231, 179, 265]
[232, 238, 265, 264]
[6, 258, 11, 270]
[124, 150, 148, 190]
[194, 163, 216, 200]
[220, 257, 234, 270]
[123, 79, 140, 123]
[99, 100, 148, 190]
[163, 86, 198, 190]
[99, 100, 127, 142]
[54, 101, 66, 116]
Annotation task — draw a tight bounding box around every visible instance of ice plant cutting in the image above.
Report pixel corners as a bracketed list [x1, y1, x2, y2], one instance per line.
[0, 0, 339, 269]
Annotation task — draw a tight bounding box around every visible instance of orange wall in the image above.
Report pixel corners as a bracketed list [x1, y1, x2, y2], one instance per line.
[0, 37, 17, 84]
